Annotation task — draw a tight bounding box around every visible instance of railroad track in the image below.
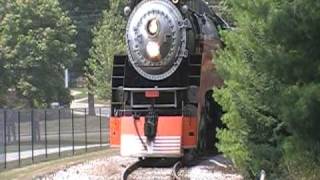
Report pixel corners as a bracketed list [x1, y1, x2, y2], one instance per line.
[171, 161, 183, 180]
[121, 159, 183, 180]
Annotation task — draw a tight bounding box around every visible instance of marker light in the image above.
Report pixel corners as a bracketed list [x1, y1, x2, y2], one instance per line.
[145, 90, 160, 98]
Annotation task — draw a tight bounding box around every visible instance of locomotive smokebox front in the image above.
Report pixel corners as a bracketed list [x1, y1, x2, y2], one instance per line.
[126, 0, 189, 81]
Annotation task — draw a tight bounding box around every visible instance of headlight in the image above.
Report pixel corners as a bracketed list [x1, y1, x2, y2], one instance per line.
[146, 41, 160, 60]
[147, 19, 159, 36]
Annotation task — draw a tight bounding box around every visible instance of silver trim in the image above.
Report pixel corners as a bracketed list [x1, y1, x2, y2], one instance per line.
[122, 87, 188, 91]
[126, 0, 187, 81]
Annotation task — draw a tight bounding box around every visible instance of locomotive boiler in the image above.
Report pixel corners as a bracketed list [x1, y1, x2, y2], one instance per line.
[110, 0, 226, 158]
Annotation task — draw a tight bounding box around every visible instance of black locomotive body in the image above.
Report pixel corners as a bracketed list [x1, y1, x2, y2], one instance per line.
[110, 0, 224, 158]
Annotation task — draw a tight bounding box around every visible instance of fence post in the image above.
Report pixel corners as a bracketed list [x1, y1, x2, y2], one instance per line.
[58, 109, 61, 157]
[85, 108, 87, 152]
[72, 109, 74, 155]
[45, 110, 47, 158]
[31, 109, 34, 163]
[99, 108, 102, 148]
[18, 111, 21, 167]
[4, 110, 7, 169]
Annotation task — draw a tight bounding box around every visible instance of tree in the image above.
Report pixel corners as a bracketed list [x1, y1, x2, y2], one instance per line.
[0, 0, 9, 106]
[59, 0, 109, 76]
[59, 0, 109, 115]
[0, 0, 77, 108]
[86, 0, 126, 100]
[214, 0, 320, 179]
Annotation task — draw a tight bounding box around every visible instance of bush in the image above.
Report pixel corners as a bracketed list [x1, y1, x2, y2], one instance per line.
[214, 0, 320, 179]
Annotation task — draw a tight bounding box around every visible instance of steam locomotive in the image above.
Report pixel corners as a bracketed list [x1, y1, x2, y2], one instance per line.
[110, 0, 226, 158]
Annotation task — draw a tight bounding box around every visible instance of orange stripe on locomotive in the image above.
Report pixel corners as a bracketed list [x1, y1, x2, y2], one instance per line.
[110, 116, 197, 157]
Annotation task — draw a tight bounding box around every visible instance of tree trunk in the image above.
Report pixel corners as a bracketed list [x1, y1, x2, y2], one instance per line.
[88, 92, 95, 116]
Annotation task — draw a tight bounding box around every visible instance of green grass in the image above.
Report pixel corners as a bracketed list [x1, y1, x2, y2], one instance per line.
[4, 115, 109, 153]
[70, 87, 109, 105]
[0, 148, 118, 180]
[94, 98, 109, 105]
[15, 115, 108, 134]
[70, 88, 88, 100]
[5, 135, 109, 153]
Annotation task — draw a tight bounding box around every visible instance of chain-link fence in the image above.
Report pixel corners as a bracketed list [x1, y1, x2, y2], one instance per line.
[0, 107, 109, 170]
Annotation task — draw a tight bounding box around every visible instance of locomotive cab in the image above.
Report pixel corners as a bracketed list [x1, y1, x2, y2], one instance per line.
[110, 0, 224, 158]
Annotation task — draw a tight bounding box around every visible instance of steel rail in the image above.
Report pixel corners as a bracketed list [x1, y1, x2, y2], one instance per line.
[172, 161, 183, 180]
[122, 159, 183, 180]
[121, 160, 145, 180]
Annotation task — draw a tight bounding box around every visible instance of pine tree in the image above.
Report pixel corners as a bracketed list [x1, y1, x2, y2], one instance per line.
[214, 0, 320, 179]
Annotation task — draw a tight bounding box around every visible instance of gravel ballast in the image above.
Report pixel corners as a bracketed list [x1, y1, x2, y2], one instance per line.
[38, 155, 243, 180]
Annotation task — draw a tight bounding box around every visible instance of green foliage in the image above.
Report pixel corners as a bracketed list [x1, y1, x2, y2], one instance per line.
[86, 0, 126, 99]
[215, 0, 320, 179]
[0, 0, 9, 102]
[59, 0, 109, 74]
[0, 0, 77, 107]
